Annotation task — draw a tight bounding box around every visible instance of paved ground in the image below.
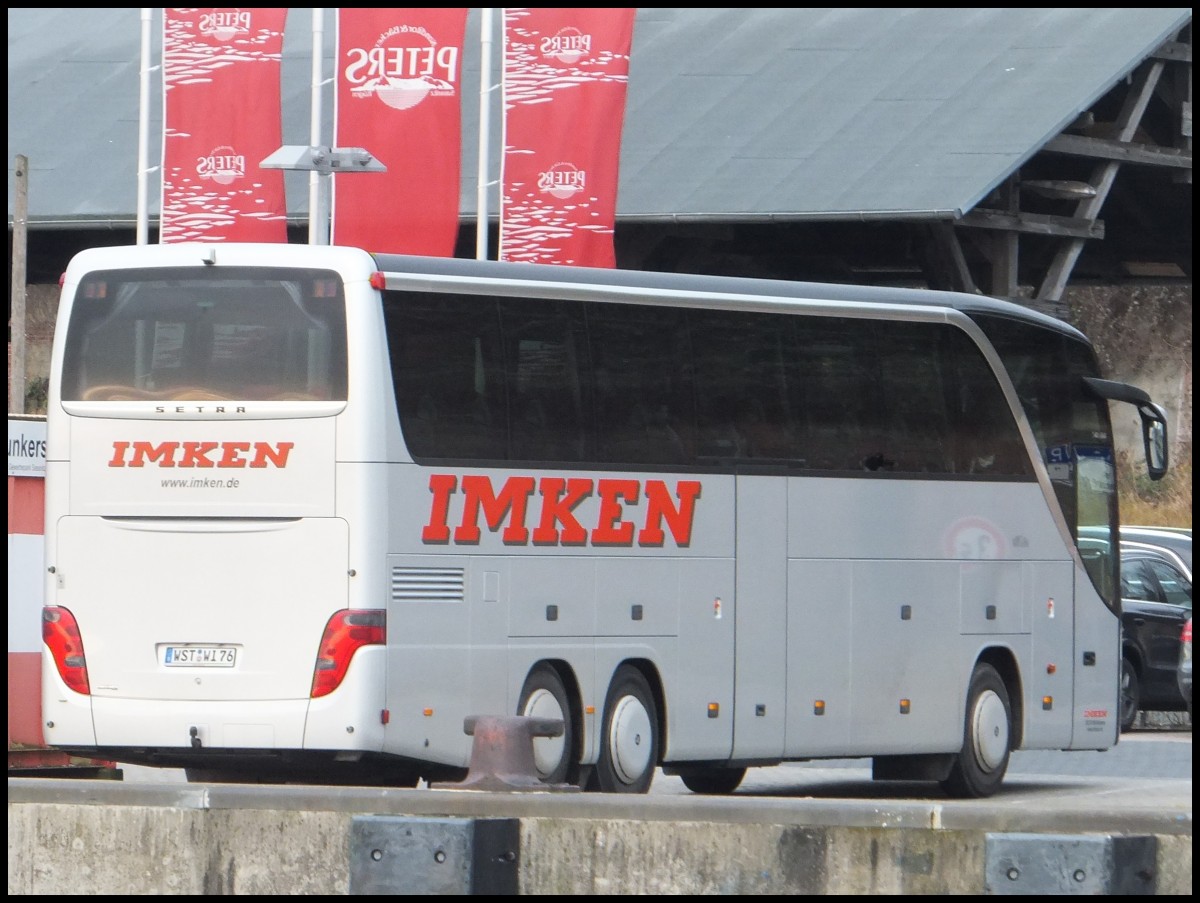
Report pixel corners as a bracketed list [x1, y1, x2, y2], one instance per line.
[652, 720, 1191, 793]
[116, 718, 1190, 792]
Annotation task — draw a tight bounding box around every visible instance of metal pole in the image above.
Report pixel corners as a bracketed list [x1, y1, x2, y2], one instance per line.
[476, 8, 494, 260]
[309, 8, 324, 245]
[10, 154, 28, 414]
[137, 8, 152, 244]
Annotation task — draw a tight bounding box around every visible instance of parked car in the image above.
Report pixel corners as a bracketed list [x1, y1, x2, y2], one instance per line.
[1179, 618, 1191, 720]
[1120, 526, 1192, 575]
[1119, 542, 1193, 731]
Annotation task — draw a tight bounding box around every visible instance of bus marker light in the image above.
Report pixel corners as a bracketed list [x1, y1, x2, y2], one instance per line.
[423, 708, 434, 717]
[1042, 696, 1053, 710]
[585, 705, 595, 715]
[813, 700, 825, 715]
[1046, 663, 1057, 674]
[707, 702, 719, 718]
[381, 709, 390, 725]
[899, 699, 911, 714]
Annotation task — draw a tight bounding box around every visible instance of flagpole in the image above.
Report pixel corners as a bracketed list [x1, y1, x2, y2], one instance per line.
[476, 8, 494, 260]
[137, 7, 152, 244]
[309, 8, 325, 245]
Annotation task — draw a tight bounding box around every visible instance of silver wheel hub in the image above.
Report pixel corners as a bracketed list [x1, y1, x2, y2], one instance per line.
[971, 688, 1009, 772]
[523, 688, 565, 778]
[609, 694, 652, 784]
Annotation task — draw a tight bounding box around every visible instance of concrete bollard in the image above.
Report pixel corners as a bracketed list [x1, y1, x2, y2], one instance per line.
[431, 714, 580, 792]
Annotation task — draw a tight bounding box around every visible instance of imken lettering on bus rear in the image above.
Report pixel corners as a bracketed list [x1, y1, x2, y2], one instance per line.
[421, 474, 702, 547]
[107, 440, 294, 469]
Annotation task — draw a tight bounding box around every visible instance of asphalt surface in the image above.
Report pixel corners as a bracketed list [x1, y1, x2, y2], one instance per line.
[13, 721, 1188, 848]
[117, 720, 1190, 793]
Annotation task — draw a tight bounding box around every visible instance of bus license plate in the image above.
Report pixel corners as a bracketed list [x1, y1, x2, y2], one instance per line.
[163, 646, 237, 667]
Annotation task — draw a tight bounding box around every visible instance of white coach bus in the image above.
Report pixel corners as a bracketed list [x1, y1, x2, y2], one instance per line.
[41, 243, 1168, 796]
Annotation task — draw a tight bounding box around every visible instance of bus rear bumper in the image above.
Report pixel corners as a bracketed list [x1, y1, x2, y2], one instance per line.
[41, 647, 387, 753]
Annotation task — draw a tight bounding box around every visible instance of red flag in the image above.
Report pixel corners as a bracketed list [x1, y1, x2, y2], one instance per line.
[160, 9, 289, 244]
[332, 9, 469, 256]
[500, 8, 636, 267]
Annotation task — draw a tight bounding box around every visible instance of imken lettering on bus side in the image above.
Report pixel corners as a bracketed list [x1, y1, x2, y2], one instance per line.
[422, 475, 702, 548]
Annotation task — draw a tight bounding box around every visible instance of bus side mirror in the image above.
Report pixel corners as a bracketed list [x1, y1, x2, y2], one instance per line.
[1138, 402, 1168, 481]
[1080, 378, 1169, 483]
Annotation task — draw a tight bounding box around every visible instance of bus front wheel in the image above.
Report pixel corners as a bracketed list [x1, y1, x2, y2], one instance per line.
[594, 665, 659, 794]
[518, 664, 576, 785]
[941, 662, 1011, 798]
[1119, 656, 1140, 732]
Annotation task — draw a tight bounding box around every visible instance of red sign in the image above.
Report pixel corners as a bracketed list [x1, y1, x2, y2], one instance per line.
[499, 8, 636, 267]
[160, 9, 289, 243]
[332, 9, 469, 256]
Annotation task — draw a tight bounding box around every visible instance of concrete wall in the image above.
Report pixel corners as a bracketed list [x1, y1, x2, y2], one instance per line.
[8, 782, 1192, 895]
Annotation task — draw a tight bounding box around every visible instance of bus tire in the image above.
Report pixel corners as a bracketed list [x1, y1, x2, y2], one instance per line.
[595, 665, 659, 794]
[941, 662, 1011, 799]
[518, 664, 576, 785]
[679, 766, 746, 795]
[1119, 656, 1140, 733]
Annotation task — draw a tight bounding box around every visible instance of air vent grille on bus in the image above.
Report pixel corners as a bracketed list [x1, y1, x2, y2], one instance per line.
[390, 566, 466, 603]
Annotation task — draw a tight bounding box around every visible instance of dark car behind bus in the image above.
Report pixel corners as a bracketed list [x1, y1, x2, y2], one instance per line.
[1117, 539, 1192, 731]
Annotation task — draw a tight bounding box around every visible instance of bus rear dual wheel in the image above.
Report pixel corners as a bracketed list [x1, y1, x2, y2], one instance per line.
[593, 665, 660, 794]
[518, 664, 578, 785]
[520, 663, 661, 793]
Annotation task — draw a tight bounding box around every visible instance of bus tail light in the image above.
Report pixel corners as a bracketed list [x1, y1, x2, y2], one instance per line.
[310, 609, 386, 698]
[43, 606, 91, 695]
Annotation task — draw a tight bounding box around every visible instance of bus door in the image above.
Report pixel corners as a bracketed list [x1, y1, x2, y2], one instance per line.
[732, 475, 788, 759]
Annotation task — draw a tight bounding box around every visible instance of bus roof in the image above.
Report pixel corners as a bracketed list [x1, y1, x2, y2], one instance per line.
[60, 241, 1086, 344]
[371, 251, 1088, 342]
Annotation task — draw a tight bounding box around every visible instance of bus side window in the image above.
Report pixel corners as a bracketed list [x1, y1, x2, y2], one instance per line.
[385, 292, 504, 461]
[790, 318, 875, 471]
[501, 299, 588, 463]
[875, 324, 953, 474]
[695, 394, 747, 460]
[588, 304, 692, 466]
[948, 328, 1032, 477]
[689, 309, 794, 463]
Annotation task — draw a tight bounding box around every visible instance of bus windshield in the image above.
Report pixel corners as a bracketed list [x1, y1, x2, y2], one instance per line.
[60, 266, 348, 403]
[971, 313, 1120, 608]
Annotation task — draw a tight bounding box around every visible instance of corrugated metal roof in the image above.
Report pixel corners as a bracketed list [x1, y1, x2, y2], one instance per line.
[6, 7, 1192, 227]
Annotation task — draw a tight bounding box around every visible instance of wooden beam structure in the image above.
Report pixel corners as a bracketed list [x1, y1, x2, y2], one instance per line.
[935, 25, 1192, 317]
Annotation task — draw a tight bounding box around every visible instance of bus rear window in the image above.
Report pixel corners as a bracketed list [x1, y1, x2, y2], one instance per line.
[61, 266, 348, 402]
